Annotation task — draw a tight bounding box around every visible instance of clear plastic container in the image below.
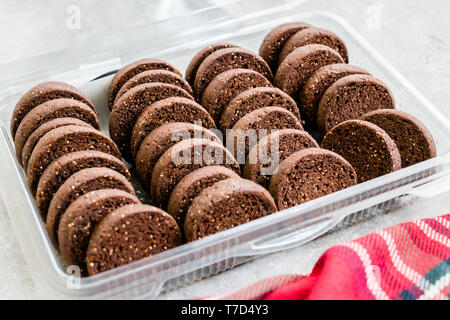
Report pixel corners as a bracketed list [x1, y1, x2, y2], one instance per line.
[1, 0, 450, 299]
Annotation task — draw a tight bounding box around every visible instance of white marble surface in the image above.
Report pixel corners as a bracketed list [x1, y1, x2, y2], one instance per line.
[0, 0, 450, 299]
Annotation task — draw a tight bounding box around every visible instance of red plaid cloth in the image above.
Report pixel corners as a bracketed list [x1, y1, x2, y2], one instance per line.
[206, 214, 450, 300]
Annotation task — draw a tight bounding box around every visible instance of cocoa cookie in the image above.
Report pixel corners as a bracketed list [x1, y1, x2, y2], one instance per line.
[86, 204, 181, 276]
[11, 81, 95, 138]
[184, 178, 277, 242]
[35, 150, 131, 219]
[109, 83, 193, 162]
[114, 70, 193, 104]
[130, 97, 216, 160]
[22, 118, 91, 171]
[201, 69, 273, 124]
[185, 43, 238, 88]
[108, 58, 182, 110]
[220, 87, 300, 132]
[244, 129, 319, 188]
[321, 120, 402, 183]
[135, 123, 220, 191]
[317, 74, 395, 135]
[360, 109, 437, 167]
[259, 22, 311, 73]
[46, 167, 135, 247]
[14, 98, 99, 164]
[269, 148, 357, 210]
[278, 27, 349, 65]
[167, 166, 240, 226]
[299, 64, 369, 124]
[227, 106, 303, 163]
[194, 47, 273, 101]
[151, 139, 240, 209]
[58, 189, 141, 275]
[27, 125, 121, 195]
[275, 44, 344, 98]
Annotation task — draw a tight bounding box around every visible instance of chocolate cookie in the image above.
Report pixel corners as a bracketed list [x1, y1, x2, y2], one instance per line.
[278, 27, 349, 65]
[299, 64, 369, 123]
[220, 87, 300, 132]
[114, 70, 193, 105]
[151, 138, 240, 209]
[135, 123, 220, 191]
[194, 47, 273, 101]
[321, 120, 401, 183]
[201, 69, 273, 124]
[275, 44, 344, 98]
[185, 43, 238, 88]
[86, 204, 181, 276]
[108, 58, 182, 110]
[109, 83, 193, 162]
[227, 106, 303, 163]
[46, 167, 135, 247]
[58, 189, 141, 275]
[11, 81, 95, 138]
[22, 118, 91, 170]
[259, 22, 311, 73]
[14, 98, 99, 164]
[269, 148, 357, 210]
[35, 150, 131, 218]
[167, 166, 240, 226]
[184, 178, 277, 242]
[360, 109, 437, 167]
[130, 97, 216, 160]
[27, 125, 121, 195]
[244, 129, 319, 188]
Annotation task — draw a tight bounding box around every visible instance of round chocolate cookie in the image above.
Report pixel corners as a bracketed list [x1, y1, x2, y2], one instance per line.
[194, 47, 273, 101]
[35, 150, 131, 219]
[109, 82, 193, 162]
[14, 98, 99, 164]
[108, 58, 182, 110]
[27, 125, 121, 195]
[317, 74, 395, 135]
[278, 27, 349, 65]
[46, 167, 135, 247]
[86, 204, 181, 276]
[114, 70, 193, 105]
[299, 64, 369, 124]
[360, 109, 437, 167]
[185, 43, 238, 88]
[202, 69, 273, 124]
[184, 178, 277, 242]
[58, 189, 141, 275]
[22, 118, 91, 170]
[130, 97, 216, 160]
[135, 123, 220, 191]
[268, 148, 357, 210]
[259, 22, 311, 74]
[227, 106, 303, 164]
[321, 120, 401, 183]
[11, 81, 95, 138]
[244, 129, 319, 188]
[168, 166, 240, 226]
[220, 87, 300, 132]
[275, 44, 345, 98]
[151, 138, 240, 209]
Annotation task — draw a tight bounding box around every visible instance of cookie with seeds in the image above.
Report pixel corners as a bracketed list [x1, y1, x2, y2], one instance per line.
[321, 120, 401, 183]
[86, 204, 181, 276]
[184, 178, 277, 242]
[58, 189, 141, 275]
[269, 148, 357, 210]
[360, 109, 436, 167]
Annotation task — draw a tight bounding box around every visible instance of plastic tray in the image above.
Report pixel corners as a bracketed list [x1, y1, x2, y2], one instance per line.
[1, 1, 450, 299]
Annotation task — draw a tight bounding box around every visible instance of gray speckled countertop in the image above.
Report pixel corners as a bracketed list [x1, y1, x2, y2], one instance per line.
[0, 0, 449, 299]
